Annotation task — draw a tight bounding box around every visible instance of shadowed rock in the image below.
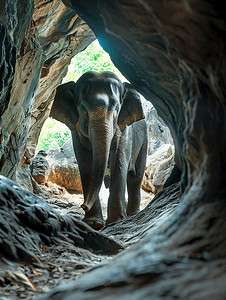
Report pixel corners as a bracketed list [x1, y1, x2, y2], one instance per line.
[0, 175, 123, 266]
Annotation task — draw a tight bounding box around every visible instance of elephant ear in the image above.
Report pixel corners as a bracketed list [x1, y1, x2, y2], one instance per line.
[118, 83, 145, 132]
[50, 81, 78, 131]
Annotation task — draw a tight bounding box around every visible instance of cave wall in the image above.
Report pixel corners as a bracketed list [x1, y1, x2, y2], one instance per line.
[0, 0, 34, 177]
[0, 0, 95, 183]
[0, 1, 226, 298]
[0, 0, 34, 117]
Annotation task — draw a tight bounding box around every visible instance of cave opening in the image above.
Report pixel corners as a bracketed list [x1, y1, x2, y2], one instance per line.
[34, 36, 175, 221]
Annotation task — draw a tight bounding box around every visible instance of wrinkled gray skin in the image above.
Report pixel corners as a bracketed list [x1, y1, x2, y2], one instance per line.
[51, 71, 147, 229]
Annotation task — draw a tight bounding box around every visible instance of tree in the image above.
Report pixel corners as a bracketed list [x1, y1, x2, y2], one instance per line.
[63, 39, 127, 83]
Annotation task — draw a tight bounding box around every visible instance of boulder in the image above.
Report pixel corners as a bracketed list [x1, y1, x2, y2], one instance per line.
[145, 107, 174, 155]
[141, 101, 175, 194]
[30, 150, 49, 184]
[47, 139, 82, 193]
[31, 138, 83, 193]
[142, 144, 175, 194]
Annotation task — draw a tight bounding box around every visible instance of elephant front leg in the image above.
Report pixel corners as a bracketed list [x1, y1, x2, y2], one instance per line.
[106, 129, 132, 225]
[83, 195, 104, 229]
[106, 159, 129, 225]
[127, 138, 147, 216]
[72, 131, 105, 229]
[126, 171, 142, 216]
[79, 168, 104, 229]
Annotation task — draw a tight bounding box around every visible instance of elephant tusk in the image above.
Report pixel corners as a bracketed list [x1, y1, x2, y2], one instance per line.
[81, 197, 95, 212]
[81, 203, 90, 212]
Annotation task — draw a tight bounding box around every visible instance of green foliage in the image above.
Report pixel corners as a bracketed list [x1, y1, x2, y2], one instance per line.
[36, 118, 71, 153]
[63, 39, 127, 83]
[37, 39, 127, 153]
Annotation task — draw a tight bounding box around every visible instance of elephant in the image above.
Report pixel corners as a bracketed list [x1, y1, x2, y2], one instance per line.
[50, 71, 147, 229]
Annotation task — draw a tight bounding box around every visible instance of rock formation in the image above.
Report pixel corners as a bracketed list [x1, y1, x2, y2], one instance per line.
[142, 104, 175, 193]
[0, 175, 122, 260]
[31, 139, 82, 192]
[145, 107, 174, 155]
[0, 0, 226, 299]
[142, 144, 175, 194]
[31, 150, 49, 184]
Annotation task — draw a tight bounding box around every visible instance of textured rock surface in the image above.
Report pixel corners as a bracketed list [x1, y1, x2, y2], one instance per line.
[38, 183, 226, 300]
[0, 0, 95, 182]
[141, 104, 175, 194]
[46, 139, 82, 192]
[0, 175, 123, 298]
[142, 144, 175, 194]
[31, 150, 50, 184]
[0, 4, 41, 180]
[0, 175, 122, 260]
[0, 0, 34, 117]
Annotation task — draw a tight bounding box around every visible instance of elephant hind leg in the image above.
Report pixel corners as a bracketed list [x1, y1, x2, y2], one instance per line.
[126, 140, 147, 216]
[126, 172, 142, 216]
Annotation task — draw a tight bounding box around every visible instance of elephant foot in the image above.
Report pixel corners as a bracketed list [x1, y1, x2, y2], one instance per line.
[83, 215, 105, 230]
[106, 214, 126, 226]
[127, 208, 140, 217]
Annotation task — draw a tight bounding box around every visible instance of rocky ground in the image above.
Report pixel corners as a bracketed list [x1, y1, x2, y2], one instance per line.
[0, 181, 154, 300]
[39, 181, 154, 220]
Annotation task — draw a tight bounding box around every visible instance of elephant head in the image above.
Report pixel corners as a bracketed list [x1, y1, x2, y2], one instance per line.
[50, 71, 145, 212]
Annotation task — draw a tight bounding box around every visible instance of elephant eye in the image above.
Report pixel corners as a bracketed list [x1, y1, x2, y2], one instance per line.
[84, 121, 88, 131]
[81, 105, 87, 115]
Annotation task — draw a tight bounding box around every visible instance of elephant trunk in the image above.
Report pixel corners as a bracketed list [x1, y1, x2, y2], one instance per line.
[81, 109, 114, 212]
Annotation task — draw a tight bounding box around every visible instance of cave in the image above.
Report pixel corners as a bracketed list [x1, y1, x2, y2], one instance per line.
[0, 1, 226, 299]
